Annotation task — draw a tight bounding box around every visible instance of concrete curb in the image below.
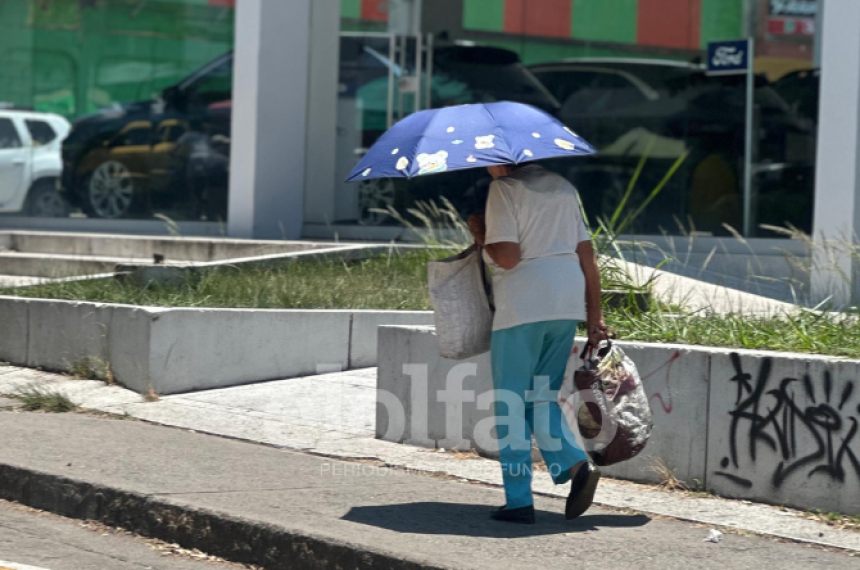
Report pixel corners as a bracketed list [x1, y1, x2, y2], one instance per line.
[0, 462, 443, 570]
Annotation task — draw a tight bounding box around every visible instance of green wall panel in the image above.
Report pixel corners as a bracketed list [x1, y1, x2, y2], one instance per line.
[463, 0, 505, 32]
[572, 0, 637, 44]
[700, 0, 744, 47]
[27, 0, 80, 29]
[0, 0, 233, 118]
[341, 0, 362, 20]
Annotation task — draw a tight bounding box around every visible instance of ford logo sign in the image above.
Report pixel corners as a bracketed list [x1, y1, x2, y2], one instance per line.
[713, 46, 745, 68]
[706, 40, 751, 76]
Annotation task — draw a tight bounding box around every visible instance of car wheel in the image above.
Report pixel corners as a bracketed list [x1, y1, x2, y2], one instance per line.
[84, 160, 137, 218]
[358, 178, 396, 226]
[25, 180, 69, 217]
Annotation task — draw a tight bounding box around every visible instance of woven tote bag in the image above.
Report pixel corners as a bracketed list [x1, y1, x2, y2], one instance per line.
[427, 245, 494, 360]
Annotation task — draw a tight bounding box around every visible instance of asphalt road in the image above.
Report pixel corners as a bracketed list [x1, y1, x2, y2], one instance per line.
[0, 500, 255, 570]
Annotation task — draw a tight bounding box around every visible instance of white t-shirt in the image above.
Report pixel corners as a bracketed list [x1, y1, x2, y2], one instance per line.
[483, 164, 590, 331]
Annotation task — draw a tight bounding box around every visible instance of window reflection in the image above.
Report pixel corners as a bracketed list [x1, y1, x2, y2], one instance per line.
[336, 0, 820, 238]
[0, 0, 234, 221]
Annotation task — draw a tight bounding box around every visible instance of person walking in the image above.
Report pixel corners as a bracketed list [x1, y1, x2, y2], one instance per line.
[468, 163, 609, 525]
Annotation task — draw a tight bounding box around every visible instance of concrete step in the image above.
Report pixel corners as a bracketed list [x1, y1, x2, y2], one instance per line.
[1, 231, 326, 263]
[0, 251, 192, 278]
[0, 275, 47, 288]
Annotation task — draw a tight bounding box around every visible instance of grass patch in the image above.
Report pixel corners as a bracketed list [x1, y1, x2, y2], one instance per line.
[2, 249, 455, 311]
[804, 509, 860, 532]
[651, 457, 689, 492]
[12, 388, 76, 413]
[3, 248, 860, 357]
[70, 356, 116, 384]
[607, 307, 860, 358]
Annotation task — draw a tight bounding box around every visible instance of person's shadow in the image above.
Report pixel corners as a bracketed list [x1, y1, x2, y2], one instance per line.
[342, 502, 650, 538]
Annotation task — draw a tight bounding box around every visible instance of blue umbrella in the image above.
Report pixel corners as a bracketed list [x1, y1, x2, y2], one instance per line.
[345, 101, 596, 182]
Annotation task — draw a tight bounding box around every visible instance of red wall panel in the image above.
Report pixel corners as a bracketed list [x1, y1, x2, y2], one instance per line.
[637, 0, 701, 49]
[504, 0, 572, 38]
[362, 0, 388, 22]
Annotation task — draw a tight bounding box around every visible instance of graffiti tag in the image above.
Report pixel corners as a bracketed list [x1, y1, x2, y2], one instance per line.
[716, 353, 860, 489]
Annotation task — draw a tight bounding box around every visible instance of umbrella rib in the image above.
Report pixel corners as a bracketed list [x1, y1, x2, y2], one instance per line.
[404, 108, 443, 180]
[480, 103, 517, 165]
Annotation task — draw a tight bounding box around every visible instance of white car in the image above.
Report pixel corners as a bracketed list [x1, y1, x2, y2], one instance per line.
[0, 108, 71, 216]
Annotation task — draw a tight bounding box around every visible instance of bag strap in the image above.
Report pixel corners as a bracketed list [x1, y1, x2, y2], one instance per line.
[477, 246, 496, 312]
[581, 335, 616, 361]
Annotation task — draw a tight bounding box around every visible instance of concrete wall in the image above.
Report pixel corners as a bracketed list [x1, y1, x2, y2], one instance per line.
[147, 309, 353, 394]
[0, 297, 432, 395]
[706, 350, 860, 514]
[377, 325, 860, 513]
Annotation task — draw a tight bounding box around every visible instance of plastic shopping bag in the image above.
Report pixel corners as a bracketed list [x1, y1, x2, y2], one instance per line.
[558, 341, 653, 466]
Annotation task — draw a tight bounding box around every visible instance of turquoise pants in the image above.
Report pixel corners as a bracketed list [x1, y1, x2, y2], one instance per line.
[490, 319, 587, 509]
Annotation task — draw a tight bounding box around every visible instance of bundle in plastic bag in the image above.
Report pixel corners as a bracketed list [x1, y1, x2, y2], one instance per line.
[558, 342, 653, 466]
[427, 245, 494, 360]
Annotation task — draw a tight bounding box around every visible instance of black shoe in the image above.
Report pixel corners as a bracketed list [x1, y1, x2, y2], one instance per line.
[566, 462, 601, 520]
[490, 504, 536, 525]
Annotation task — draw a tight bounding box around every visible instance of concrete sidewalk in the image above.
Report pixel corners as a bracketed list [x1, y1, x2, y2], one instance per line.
[3, 364, 860, 553]
[1, 411, 857, 570]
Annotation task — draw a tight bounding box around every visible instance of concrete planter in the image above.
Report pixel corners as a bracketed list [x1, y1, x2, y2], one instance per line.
[0, 296, 432, 395]
[376, 325, 860, 514]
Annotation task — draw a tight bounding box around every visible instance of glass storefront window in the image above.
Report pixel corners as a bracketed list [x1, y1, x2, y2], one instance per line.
[751, 0, 818, 237]
[334, 0, 820, 239]
[0, 0, 235, 222]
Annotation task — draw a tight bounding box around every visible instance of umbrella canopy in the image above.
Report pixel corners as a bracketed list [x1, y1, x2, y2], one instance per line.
[345, 101, 595, 182]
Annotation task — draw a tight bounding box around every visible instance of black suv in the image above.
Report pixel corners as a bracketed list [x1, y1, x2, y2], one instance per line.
[61, 53, 232, 220]
[61, 43, 558, 222]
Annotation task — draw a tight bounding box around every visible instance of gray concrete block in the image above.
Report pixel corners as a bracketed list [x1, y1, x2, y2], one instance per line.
[107, 305, 160, 393]
[377, 325, 495, 453]
[376, 326, 421, 444]
[600, 342, 711, 486]
[26, 298, 111, 373]
[420, 338, 493, 453]
[148, 309, 352, 394]
[0, 296, 28, 366]
[351, 310, 434, 368]
[706, 350, 860, 513]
